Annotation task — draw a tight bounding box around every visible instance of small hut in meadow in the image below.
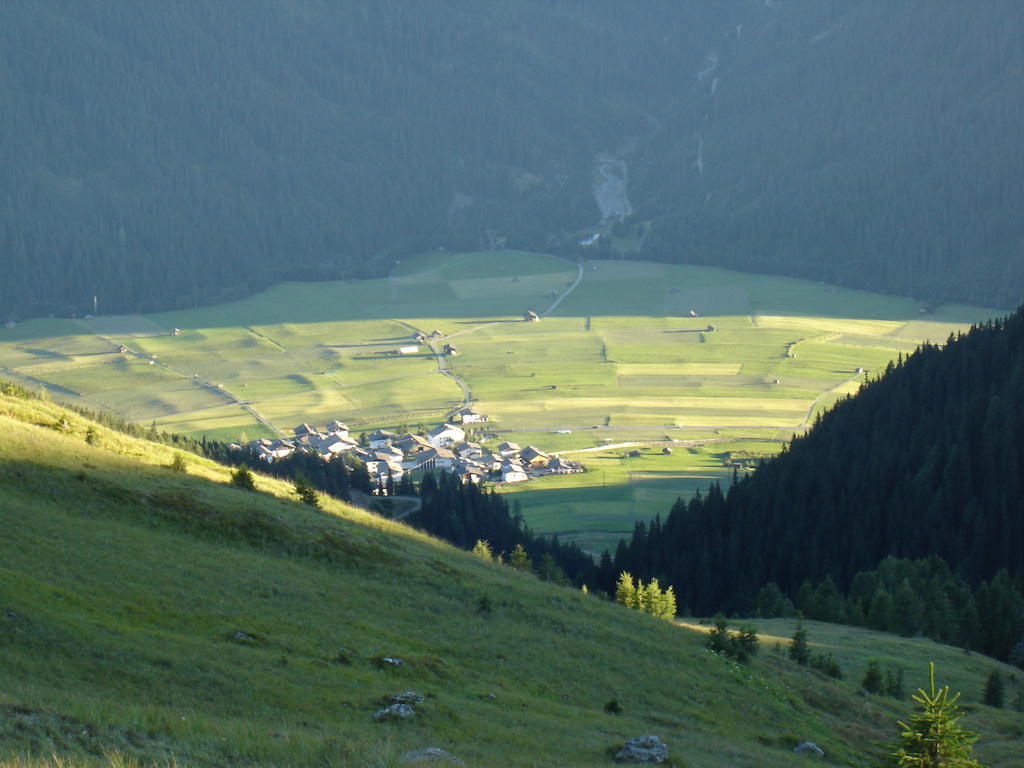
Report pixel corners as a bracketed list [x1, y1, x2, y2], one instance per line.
[525, 310, 539, 322]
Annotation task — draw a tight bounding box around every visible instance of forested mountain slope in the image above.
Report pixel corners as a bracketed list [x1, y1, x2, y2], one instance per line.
[605, 309, 1024, 658]
[3, 1, 1023, 319]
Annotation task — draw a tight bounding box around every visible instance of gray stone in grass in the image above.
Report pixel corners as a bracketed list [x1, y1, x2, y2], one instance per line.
[399, 747, 465, 765]
[389, 691, 426, 705]
[793, 741, 825, 757]
[614, 735, 669, 763]
[372, 702, 415, 721]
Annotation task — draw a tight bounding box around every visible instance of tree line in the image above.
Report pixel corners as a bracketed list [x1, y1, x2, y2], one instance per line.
[5, 2, 1024, 321]
[596, 309, 1024, 660]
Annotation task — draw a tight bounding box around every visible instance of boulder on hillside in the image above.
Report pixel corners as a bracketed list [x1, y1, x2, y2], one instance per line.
[399, 747, 465, 765]
[614, 735, 669, 763]
[793, 741, 825, 757]
[389, 691, 426, 705]
[372, 702, 415, 722]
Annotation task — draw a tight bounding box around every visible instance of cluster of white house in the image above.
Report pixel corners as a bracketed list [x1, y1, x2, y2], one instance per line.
[238, 406, 582, 486]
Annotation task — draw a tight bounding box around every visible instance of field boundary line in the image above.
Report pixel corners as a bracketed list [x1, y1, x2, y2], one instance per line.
[96, 336, 287, 438]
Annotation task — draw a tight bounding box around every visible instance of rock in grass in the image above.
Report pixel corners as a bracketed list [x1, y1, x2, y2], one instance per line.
[614, 735, 669, 763]
[389, 691, 426, 705]
[793, 741, 825, 757]
[398, 747, 465, 765]
[372, 702, 415, 722]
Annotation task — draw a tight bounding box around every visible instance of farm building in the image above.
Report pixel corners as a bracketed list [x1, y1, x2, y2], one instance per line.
[524, 310, 539, 322]
[368, 430, 398, 450]
[547, 457, 583, 475]
[326, 420, 350, 437]
[519, 445, 551, 468]
[395, 433, 431, 453]
[397, 345, 419, 355]
[497, 441, 521, 457]
[427, 423, 466, 448]
[501, 461, 529, 483]
[453, 406, 487, 424]
[443, 343, 458, 356]
[454, 441, 484, 459]
[404, 446, 456, 473]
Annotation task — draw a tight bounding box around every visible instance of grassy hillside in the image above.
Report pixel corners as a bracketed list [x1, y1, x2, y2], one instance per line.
[0, 252, 996, 550]
[1, 390, 1023, 767]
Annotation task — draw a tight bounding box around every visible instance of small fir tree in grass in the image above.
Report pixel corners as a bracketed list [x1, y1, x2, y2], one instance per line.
[615, 573, 676, 619]
[789, 619, 810, 665]
[885, 665, 906, 698]
[705, 616, 759, 662]
[705, 615, 731, 655]
[982, 669, 1004, 708]
[862, 659, 885, 694]
[169, 452, 188, 473]
[471, 539, 493, 562]
[615, 572, 639, 609]
[293, 474, 319, 507]
[231, 464, 256, 490]
[891, 662, 986, 768]
[810, 652, 844, 679]
[508, 544, 532, 572]
[655, 584, 678, 620]
[735, 624, 760, 662]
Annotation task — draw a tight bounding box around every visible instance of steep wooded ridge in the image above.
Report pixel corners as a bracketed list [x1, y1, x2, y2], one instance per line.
[3, 1, 1023, 318]
[607, 309, 1024, 657]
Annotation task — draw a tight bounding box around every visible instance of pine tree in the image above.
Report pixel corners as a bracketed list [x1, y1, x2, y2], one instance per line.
[615, 572, 638, 608]
[862, 660, 885, 694]
[705, 615, 731, 655]
[231, 463, 256, 490]
[982, 670, 1004, 709]
[508, 544, 532, 572]
[789, 619, 810, 665]
[656, 585, 678, 620]
[891, 662, 986, 768]
[471, 539, 493, 562]
[293, 474, 319, 507]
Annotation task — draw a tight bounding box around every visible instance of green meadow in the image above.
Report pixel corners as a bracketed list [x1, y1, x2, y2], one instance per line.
[1, 391, 1021, 767]
[0, 251, 996, 546]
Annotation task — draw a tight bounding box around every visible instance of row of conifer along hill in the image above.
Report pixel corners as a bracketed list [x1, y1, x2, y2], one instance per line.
[601, 309, 1024, 661]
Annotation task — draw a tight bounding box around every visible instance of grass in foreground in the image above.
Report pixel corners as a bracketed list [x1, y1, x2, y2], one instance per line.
[3, 393, 1022, 766]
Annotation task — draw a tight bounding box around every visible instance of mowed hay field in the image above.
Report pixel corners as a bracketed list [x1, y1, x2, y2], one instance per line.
[0, 251, 997, 545]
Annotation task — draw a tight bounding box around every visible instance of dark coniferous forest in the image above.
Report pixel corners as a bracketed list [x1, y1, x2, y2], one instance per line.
[602, 310, 1024, 659]
[4, 1, 1024, 319]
